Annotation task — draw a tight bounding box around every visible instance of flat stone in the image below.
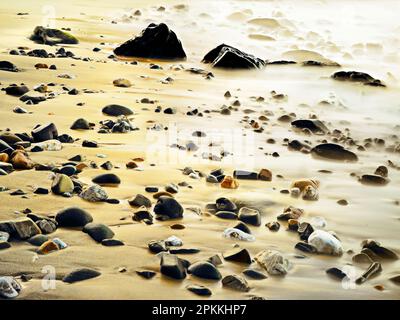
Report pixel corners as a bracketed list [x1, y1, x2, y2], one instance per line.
[62, 268, 101, 283]
[186, 284, 212, 296]
[83, 223, 114, 242]
[238, 207, 261, 226]
[92, 173, 121, 186]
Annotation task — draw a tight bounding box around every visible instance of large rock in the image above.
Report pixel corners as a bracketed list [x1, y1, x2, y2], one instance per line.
[55, 207, 93, 227]
[188, 261, 222, 280]
[5, 85, 29, 96]
[62, 268, 101, 283]
[160, 253, 187, 280]
[102, 104, 133, 117]
[308, 230, 343, 256]
[202, 44, 265, 69]
[114, 23, 186, 60]
[311, 143, 358, 162]
[154, 196, 184, 220]
[0, 217, 41, 240]
[238, 207, 261, 226]
[291, 119, 329, 134]
[83, 223, 114, 242]
[0, 61, 18, 72]
[31, 123, 58, 142]
[92, 173, 121, 186]
[30, 26, 79, 45]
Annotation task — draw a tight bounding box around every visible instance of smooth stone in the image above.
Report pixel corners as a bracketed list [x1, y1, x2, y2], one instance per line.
[243, 268, 268, 280]
[359, 174, 389, 186]
[33, 187, 49, 194]
[70, 118, 91, 130]
[6, 85, 29, 97]
[101, 239, 124, 246]
[0, 241, 11, 250]
[113, 78, 132, 88]
[52, 238, 67, 249]
[223, 248, 252, 264]
[160, 253, 187, 280]
[114, 23, 186, 60]
[308, 230, 343, 256]
[188, 261, 222, 280]
[62, 268, 101, 283]
[186, 284, 212, 296]
[83, 223, 114, 242]
[55, 207, 93, 227]
[326, 267, 347, 280]
[154, 196, 184, 220]
[295, 242, 317, 253]
[27, 234, 49, 246]
[258, 168, 272, 181]
[233, 221, 251, 234]
[92, 173, 121, 186]
[277, 206, 304, 221]
[238, 207, 261, 226]
[0, 61, 19, 72]
[102, 104, 133, 117]
[215, 211, 238, 220]
[36, 219, 57, 234]
[216, 197, 237, 212]
[37, 240, 59, 255]
[297, 222, 315, 241]
[222, 275, 250, 292]
[311, 143, 358, 162]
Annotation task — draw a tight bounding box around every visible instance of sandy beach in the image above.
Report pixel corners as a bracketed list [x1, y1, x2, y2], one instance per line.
[0, 0, 399, 300]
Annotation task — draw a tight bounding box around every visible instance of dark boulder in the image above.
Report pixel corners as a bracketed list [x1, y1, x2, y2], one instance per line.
[92, 173, 121, 186]
[5, 85, 29, 96]
[202, 44, 265, 69]
[102, 104, 133, 117]
[31, 123, 58, 142]
[188, 261, 222, 280]
[291, 119, 328, 134]
[332, 71, 385, 87]
[55, 207, 93, 227]
[0, 61, 18, 72]
[83, 223, 114, 242]
[311, 143, 358, 162]
[154, 196, 184, 220]
[160, 253, 187, 280]
[114, 23, 186, 60]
